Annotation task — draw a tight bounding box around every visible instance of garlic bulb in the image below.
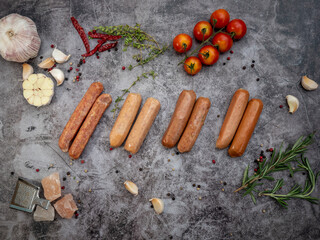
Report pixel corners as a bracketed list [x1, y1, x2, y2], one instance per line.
[49, 68, 65, 86]
[0, 14, 41, 62]
[52, 48, 71, 63]
[22, 63, 34, 80]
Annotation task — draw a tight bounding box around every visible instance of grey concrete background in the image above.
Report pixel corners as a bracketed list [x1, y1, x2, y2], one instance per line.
[0, 0, 319, 239]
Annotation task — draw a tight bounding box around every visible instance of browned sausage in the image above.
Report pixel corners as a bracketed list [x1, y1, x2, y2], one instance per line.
[216, 89, 249, 149]
[177, 97, 211, 153]
[124, 97, 161, 154]
[228, 99, 263, 157]
[69, 94, 112, 159]
[162, 90, 196, 148]
[59, 82, 104, 152]
[109, 93, 142, 147]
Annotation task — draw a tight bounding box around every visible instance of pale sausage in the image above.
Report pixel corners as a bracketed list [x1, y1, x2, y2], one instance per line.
[216, 89, 249, 149]
[177, 97, 211, 153]
[228, 99, 263, 157]
[162, 90, 196, 148]
[59, 82, 104, 152]
[69, 94, 112, 159]
[109, 93, 142, 147]
[124, 97, 160, 154]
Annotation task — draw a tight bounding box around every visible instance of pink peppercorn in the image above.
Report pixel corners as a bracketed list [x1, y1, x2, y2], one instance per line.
[61, 186, 65, 190]
[128, 155, 132, 158]
[212, 159, 216, 164]
[36, 169, 39, 172]
[51, 44, 54, 48]
[122, 66, 125, 70]
[110, 148, 113, 151]
[279, 105, 283, 108]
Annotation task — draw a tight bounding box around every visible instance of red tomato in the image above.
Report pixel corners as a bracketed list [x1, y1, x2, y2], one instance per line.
[210, 9, 230, 28]
[226, 19, 247, 40]
[198, 45, 219, 65]
[193, 21, 213, 41]
[212, 33, 233, 53]
[173, 34, 192, 53]
[184, 57, 202, 75]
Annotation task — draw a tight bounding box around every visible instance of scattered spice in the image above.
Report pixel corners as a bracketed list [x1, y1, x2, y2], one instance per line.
[122, 66, 125, 70]
[115, 170, 119, 173]
[217, 115, 220, 118]
[176, 152, 179, 155]
[51, 44, 54, 48]
[40, 56, 43, 59]
[227, 57, 230, 60]
[171, 153, 175, 156]
[279, 105, 283, 108]
[198, 196, 202, 200]
[223, 182, 227, 186]
[139, 168, 143, 171]
[222, 188, 225, 191]
[242, 66, 246, 70]
[128, 155, 132, 158]
[197, 188, 200, 191]
[192, 184, 196, 187]
[172, 197, 175, 200]
[61, 186, 65, 190]
[69, 67, 73, 71]
[230, 50, 233, 54]
[63, 177, 66, 181]
[256, 78, 260, 81]
[251, 64, 255, 68]
[223, 62, 226, 65]
[110, 147, 113, 151]
[262, 209, 266, 213]
[88, 189, 92, 192]
[212, 159, 216, 164]
[167, 193, 171, 196]
[76, 68, 79, 72]
[252, 60, 255, 63]
[69, 62, 73, 65]
[260, 144, 263, 147]
[197, 185, 201, 188]
[11, 172, 14, 175]
[67, 172, 71, 176]
[172, 168, 175, 171]
[168, 159, 171, 162]
[36, 169, 39, 172]
[84, 169, 88, 173]
[180, 187, 183, 190]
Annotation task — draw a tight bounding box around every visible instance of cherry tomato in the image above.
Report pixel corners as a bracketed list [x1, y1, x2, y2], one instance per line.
[198, 45, 219, 65]
[212, 33, 233, 53]
[193, 21, 213, 41]
[173, 34, 192, 53]
[210, 9, 230, 28]
[184, 57, 202, 75]
[226, 19, 247, 40]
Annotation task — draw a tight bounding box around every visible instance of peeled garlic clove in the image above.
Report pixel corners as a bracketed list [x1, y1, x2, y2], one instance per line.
[38, 57, 55, 69]
[124, 181, 138, 196]
[149, 198, 164, 214]
[301, 76, 318, 91]
[22, 63, 34, 80]
[49, 68, 65, 86]
[52, 48, 71, 63]
[286, 95, 299, 114]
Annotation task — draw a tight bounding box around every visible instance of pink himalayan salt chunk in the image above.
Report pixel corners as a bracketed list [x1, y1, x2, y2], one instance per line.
[41, 172, 61, 202]
[54, 194, 78, 219]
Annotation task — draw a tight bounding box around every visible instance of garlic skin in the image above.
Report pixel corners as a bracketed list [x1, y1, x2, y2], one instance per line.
[52, 48, 71, 63]
[22, 63, 34, 80]
[49, 68, 65, 86]
[149, 198, 164, 214]
[38, 57, 55, 69]
[301, 76, 318, 91]
[286, 95, 299, 114]
[0, 14, 41, 62]
[124, 181, 138, 196]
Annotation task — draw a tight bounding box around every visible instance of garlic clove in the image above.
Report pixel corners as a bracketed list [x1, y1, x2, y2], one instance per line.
[52, 48, 71, 63]
[301, 76, 318, 91]
[124, 181, 138, 196]
[38, 57, 55, 69]
[286, 95, 299, 114]
[49, 68, 65, 86]
[149, 198, 164, 214]
[22, 63, 34, 80]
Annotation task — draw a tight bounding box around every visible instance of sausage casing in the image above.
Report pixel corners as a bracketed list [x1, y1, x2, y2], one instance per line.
[177, 97, 211, 153]
[216, 89, 249, 149]
[109, 93, 142, 147]
[162, 90, 196, 148]
[124, 97, 161, 154]
[69, 94, 112, 159]
[59, 82, 104, 152]
[228, 99, 263, 157]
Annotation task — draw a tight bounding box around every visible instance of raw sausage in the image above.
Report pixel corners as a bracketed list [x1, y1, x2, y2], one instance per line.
[59, 82, 104, 152]
[177, 97, 211, 153]
[69, 94, 112, 159]
[124, 97, 161, 154]
[109, 93, 142, 147]
[228, 99, 263, 157]
[216, 89, 249, 149]
[162, 90, 196, 148]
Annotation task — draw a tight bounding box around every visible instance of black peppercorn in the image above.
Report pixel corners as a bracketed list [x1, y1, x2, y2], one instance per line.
[242, 66, 246, 70]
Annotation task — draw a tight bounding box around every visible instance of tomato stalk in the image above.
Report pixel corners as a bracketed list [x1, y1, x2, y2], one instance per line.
[178, 27, 224, 66]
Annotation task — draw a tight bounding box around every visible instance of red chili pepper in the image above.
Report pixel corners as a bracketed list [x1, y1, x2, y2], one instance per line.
[88, 31, 122, 41]
[98, 42, 118, 53]
[71, 17, 90, 53]
[81, 38, 107, 57]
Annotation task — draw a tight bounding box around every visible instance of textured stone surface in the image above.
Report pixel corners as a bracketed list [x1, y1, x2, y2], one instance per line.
[33, 204, 55, 222]
[41, 172, 61, 202]
[0, 0, 319, 239]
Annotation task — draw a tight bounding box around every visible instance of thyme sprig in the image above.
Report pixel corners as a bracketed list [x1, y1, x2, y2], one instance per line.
[111, 70, 157, 118]
[235, 133, 320, 207]
[94, 24, 167, 69]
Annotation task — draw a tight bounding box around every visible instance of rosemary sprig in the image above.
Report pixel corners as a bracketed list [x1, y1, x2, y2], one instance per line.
[235, 133, 314, 193]
[111, 71, 157, 118]
[260, 156, 320, 208]
[94, 24, 167, 69]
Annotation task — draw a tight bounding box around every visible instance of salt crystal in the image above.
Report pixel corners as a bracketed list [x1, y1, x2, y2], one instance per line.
[41, 172, 61, 201]
[54, 194, 78, 219]
[33, 204, 55, 222]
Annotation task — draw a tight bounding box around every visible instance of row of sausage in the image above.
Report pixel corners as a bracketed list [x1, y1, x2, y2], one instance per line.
[58, 82, 263, 159]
